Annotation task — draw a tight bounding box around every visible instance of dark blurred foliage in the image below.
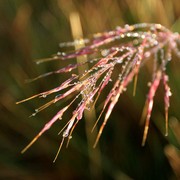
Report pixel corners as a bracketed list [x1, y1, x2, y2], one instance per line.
[0, 0, 180, 179]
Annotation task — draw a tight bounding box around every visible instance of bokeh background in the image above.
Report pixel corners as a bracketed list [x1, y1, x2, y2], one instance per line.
[0, 0, 180, 179]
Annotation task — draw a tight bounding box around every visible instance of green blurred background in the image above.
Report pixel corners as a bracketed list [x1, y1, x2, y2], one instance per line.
[0, 0, 180, 179]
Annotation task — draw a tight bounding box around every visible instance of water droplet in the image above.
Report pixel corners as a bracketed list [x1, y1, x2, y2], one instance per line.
[127, 33, 131, 37]
[63, 131, 68, 137]
[155, 24, 162, 29]
[120, 34, 125, 38]
[42, 94, 47, 98]
[152, 34, 156, 38]
[133, 39, 139, 45]
[150, 27, 155, 31]
[168, 91, 172, 96]
[115, 36, 120, 40]
[116, 26, 122, 30]
[127, 57, 131, 61]
[57, 52, 61, 56]
[68, 136, 72, 139]
[133, 33, 139, 37]
[31, 113, 36, 117]
[117, 59, 122, 64]
[123, 87, 127, 92]
[101, 49, 109, 56]
[141, 35, 145, 39]
[144, 52, 150, 58]
[55, 94, 62, 99]
[125, 24, 129, 30]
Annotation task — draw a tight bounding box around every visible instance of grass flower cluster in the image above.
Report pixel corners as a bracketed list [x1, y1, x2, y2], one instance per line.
[17, 23, 180, 161]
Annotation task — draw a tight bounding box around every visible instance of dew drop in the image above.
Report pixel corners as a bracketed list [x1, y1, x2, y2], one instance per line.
[55, 94, 62, 99]
[123, 87, 127, 92]
[116, 26, 121, 30]
[57, 52, 61, 56]
[31, 113, 36, 117]
[68, 136, 72, 139]
[101, 49, 109, 56]
[141, 35, 145, 39]
[117, 59, 122, 64]
[144, 52, 150, 58]
[127, 33, 131, 37]
[168, 91, 172, 96]
[133, 33, 139, 37]
[133, 39, 139, 45]
[150, 27, 155, 31]
[42, 94, 47, 98]
[63, 131, 69, 137]
[163, 67, 166, 71]
[155, 24, 162, 29]
[124, 24, 129, 30]
[120, 34, 125, 38]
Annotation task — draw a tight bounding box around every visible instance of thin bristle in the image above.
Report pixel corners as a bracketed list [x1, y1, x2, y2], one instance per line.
[16, 94, 39, 104]
[25, 72, 54, 83]
[35, 100, 55, 113]
[91, 109, 104, 133]
[66, 119, 78, 148]
[93, 128, 103, 148]
[53, 137, 65, 163]
[140, 100, 148, 125]
[141, 116, 150, 146]
[165, 109, 168, 136]
[133, 73, 138, 96]
[35, 56, 60, 64]
[58, 120, 71, 135]
[21, 133, 41, 154]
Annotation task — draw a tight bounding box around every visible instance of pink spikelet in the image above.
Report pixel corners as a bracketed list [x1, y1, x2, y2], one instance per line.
[163, 73, 171, 136]
[17, 23, 180, 160]
[141, 70, 162, 146]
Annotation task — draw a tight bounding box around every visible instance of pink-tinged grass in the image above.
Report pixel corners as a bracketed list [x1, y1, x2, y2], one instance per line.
[16, 23, 179, 161]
